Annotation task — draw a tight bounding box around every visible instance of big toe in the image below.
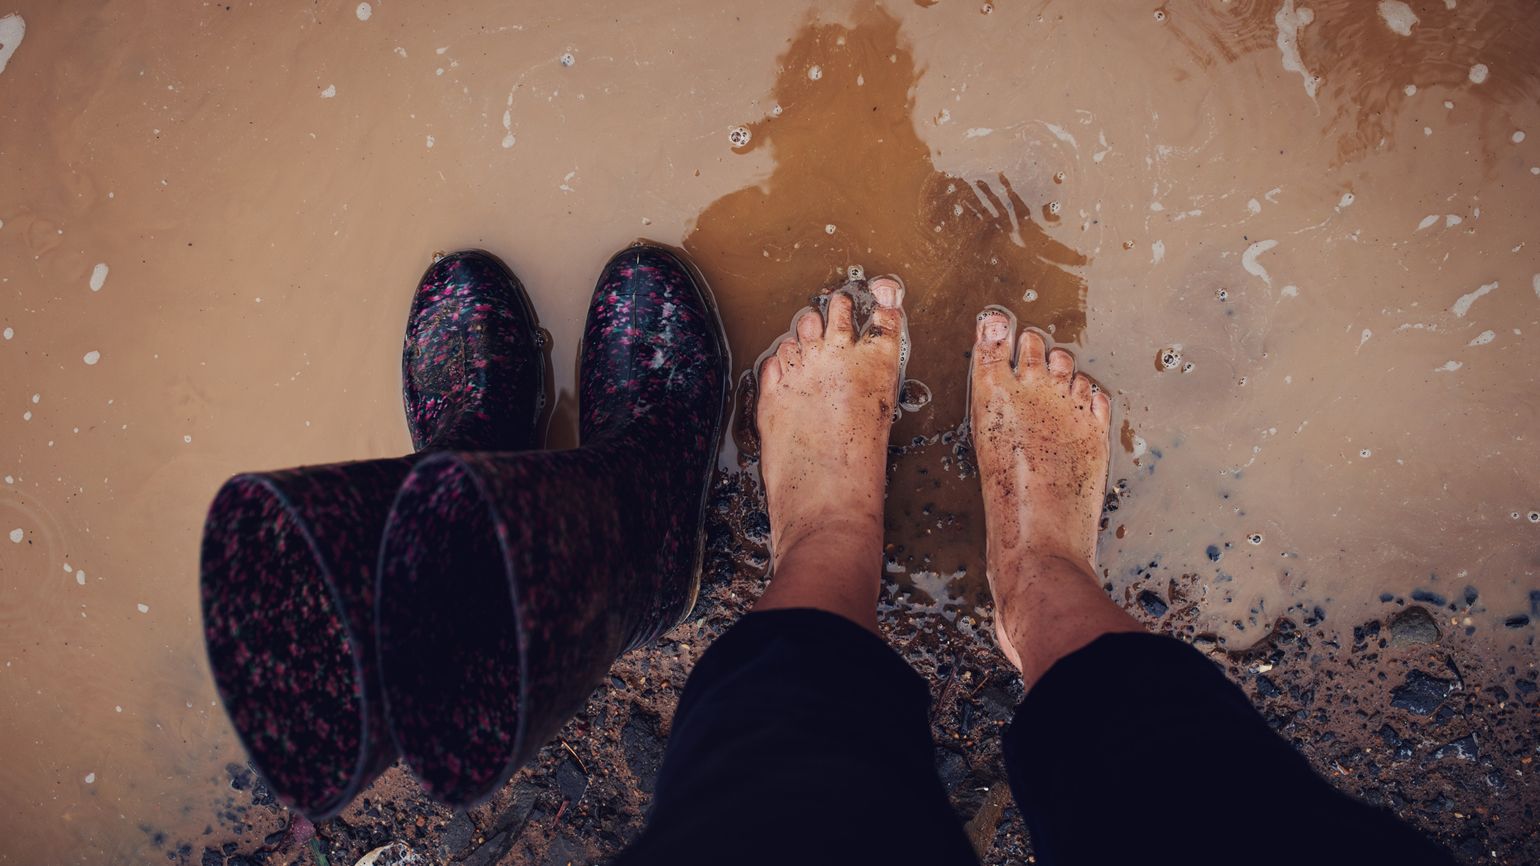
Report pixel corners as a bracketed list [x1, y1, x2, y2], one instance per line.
[973, 308, 1016, 372]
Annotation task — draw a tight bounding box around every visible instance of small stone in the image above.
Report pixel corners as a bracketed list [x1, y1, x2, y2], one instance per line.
[1432, 734, 1479, 761]
[1137, 590, 1168, 618]
[1390, 669, 1456, 716]
[1389, 605, 1439, 646]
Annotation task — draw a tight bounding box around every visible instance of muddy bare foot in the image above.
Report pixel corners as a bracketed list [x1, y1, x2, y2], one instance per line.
[751, 279, 906, 628]
[970, 309, 1140, 679]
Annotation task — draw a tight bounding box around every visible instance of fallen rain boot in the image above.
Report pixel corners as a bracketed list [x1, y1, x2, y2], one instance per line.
[200, 250, 545, 818]
[375, 243, 728, 805]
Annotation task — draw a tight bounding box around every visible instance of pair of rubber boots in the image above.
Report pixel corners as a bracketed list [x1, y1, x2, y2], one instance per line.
[200, 244, 726, 819]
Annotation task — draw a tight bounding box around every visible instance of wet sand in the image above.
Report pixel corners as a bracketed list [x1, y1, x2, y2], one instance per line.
[1, 1, 1537, 863]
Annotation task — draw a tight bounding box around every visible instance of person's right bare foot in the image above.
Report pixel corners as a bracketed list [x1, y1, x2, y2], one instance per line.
[751, 279, 906, 629]
[970, 309, 1141, 681]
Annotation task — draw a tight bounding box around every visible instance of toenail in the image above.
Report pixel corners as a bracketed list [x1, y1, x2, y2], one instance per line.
[984, 320, 1010, 341]
[872, 281, 899, 308]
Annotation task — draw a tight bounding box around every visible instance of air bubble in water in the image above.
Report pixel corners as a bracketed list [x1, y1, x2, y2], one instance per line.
[728, 126, 751, 148]
[560, 52, 576, 67]
[1023, 289, 1039, 302]
[808, 65, 823, 81]
[1247, 533, 1264, 545]
[899, 380, 933, 413]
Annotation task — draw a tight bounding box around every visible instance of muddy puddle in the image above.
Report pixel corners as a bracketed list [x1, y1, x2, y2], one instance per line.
[2, 0, 1538, 862]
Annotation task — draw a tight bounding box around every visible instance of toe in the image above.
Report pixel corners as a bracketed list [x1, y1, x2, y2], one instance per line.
[775, 338, 802, 371]
[864, 277, 906, 347]
[1092, 390, 1112, 424]
[759, 354, 783, 389]
[973, 307, 1016, 370]
[794, 307, 824, 343]
[825, 291, 856, 343]
[1047, 347, 1075, 383]
[1071, 373, 1093, 406]
[1016, 329, 1048, 381]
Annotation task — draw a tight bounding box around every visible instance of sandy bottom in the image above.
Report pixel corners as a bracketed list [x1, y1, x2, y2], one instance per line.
[1, 0, 1537, 862]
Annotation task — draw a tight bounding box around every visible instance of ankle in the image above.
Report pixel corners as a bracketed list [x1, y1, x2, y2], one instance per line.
[773, 514, 884, 575]
[990, 544, 1098, 583]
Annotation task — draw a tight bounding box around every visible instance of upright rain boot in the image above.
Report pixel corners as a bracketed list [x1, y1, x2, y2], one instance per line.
[375, 243, 728, 805]
[200, 251, 545, 819]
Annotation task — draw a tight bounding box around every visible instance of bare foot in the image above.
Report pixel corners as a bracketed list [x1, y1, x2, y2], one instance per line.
[752, 279, 906, 629]
[970, 309, 1140, 680]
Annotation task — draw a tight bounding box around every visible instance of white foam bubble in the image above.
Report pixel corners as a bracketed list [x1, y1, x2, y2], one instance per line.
[425, 135, 434, 149]
[1469, 63, 1488, 84]
[807, 65, 822, 81]
[136, 604, 149, 614]
[84, 773, 95, 784]
[1403, 84, 1417, 96]
[1043, 122, 1078, 148]
[89, 262, 109, 292]
[1378, 1, 1418, 35]
[320, 84, 336, 98]
[355, 2, 372, 21]
[83, 350, 101, 365]
[0, 14, 25, 77]
[1435, 360, 1462, 372]
[1337, 191, 1355, 209]
[2, 327, 11, 340]
[1445, 214, 1462, 227]
[1416, 214, 1440, 230]
[1514, 131, 1527, 143]
[1451, 280, 1497, 317]
[1275, 2, 1319, 101]
[1468, 330, 1495, 346]
[75, 570, 86, 586]
[1242, 239, 1279, 286]
[964, 127, 993, 139]
[8, 528, 21, 543]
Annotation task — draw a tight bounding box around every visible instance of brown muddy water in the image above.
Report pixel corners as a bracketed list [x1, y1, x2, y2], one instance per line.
[2, 0, 1538, 863]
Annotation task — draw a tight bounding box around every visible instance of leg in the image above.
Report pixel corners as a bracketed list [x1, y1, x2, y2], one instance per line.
[750, 279, 907, 630]
[969, 309, 1139, 687]
[617, 279, 978, 865]
[969, 311, 1455, 865]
